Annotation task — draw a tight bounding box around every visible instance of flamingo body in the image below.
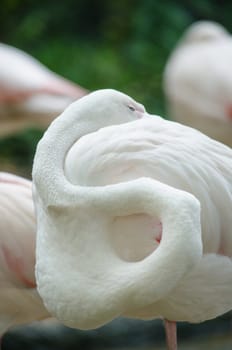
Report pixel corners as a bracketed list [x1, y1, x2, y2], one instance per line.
[163, 21, 232, 147]
[32, 90, 232, 338]
[0, 43, 88, 136]
[0, 172, 48, 333]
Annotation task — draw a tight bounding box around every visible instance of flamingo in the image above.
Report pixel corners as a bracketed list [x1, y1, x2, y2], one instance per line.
[0, 172, 49, 334]
[163, 20, 232, 147]
[32, 89, 232, 350]
[0, 43, 88, 136]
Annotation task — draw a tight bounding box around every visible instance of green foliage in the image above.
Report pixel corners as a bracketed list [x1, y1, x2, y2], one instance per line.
[0, 129, 43, 176]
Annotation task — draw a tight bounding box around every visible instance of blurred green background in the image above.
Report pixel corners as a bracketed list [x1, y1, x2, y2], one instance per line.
[1, 0, 232, 176]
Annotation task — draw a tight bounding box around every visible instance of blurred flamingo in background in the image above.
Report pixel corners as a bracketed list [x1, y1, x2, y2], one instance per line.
[0, 172, 49, 334]
[163, 21, 232, 147]
[0, 43, 88, 136]
[33, 89, 232, 350]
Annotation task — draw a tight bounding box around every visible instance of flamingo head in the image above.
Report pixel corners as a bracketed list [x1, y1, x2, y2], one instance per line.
[62, 89, 147, 131]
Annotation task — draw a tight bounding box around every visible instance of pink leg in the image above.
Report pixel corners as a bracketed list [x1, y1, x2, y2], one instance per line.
[164, 319, 177, 350]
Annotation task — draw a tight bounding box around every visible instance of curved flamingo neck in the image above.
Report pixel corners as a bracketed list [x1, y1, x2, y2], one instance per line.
[34, 175, 202, 328]
[33, 93, 203, 329]
[33, 97, 101, 206]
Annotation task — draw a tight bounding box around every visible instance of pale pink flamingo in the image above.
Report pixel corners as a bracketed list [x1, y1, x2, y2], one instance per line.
[163, 21, 232, 147]
[32, 89, 232, 350]
[0, 172, 49, 334]
[0, 43, 88, 136]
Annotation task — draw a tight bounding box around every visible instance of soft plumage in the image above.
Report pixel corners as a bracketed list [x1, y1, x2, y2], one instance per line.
[163, 21, 232, 147]
[33, 89, 232, 349]
[0, 43, 88, 136]
[64, 107, 232, 323]
[0, 172, 48, 333]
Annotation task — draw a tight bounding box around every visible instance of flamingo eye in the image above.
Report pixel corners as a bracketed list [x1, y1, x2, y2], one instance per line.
[128, 105, 136, 112]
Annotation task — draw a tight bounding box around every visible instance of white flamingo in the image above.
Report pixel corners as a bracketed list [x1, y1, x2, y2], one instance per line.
[0, 172, 49, 334]
[32, 89, 232, 350]
[163, 21, 232, 147]
[0, 43, 88, 136]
